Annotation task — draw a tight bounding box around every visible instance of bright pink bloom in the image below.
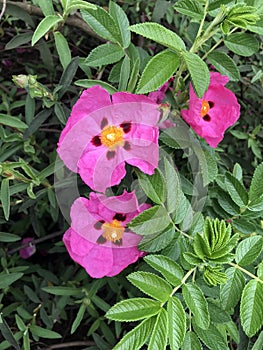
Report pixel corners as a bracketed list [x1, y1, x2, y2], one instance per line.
[19, 238, 36, 259]
[181, 72, 240, 148]
[57, 86, 160, 192]
[63, 191, 149, 278]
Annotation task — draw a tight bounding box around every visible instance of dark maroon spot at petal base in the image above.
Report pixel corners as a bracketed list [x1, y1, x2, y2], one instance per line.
[113, 239, 123, 246]
[113, 213, 127, 221]
[203, 114, 211, 122]
[101, 117, 108, 129]
[208, 101, 214, 108]
[92, 135, 102, 147]
[120, 122, 131, 133]
[97, 235, 107, 244]
[107, 151, 116, 160]
[123, 141, 131, 151]
[94, 220, 105, 229]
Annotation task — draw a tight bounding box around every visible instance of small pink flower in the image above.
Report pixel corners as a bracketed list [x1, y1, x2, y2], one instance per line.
[19, 238, 36, 259]
[63, 191, 149, 278]
[57, 86, 160, 192]
[181, 72, 240, 148]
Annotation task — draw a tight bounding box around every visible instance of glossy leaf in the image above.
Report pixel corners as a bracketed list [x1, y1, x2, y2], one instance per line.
[109, 1, 131, 48]
[235, 236, 263, 266]
[167, 297, 186, 349]
[207, 51, 240, 81]
[54, 32, 72, 69]
[224, 33, 259, 57]
[193, 322, 228, 350]
[148, 308, 168, 350]
[85, 43, 125, 67]
[31, 15, 63, 46]
[181, 331, 203, 350]
[30, 325, 61, 339]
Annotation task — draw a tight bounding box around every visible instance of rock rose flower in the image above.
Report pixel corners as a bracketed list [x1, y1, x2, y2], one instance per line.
[181, 72, 240, 148]
[57, 86, 160, 192]
[63, 191, 149, 278]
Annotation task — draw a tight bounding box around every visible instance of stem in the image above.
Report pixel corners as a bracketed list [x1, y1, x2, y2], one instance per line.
[0, 0, 6, 20]
[170, 268, 196, 297]
[229, 262, 263, 284]
[191, 0, 210, 51]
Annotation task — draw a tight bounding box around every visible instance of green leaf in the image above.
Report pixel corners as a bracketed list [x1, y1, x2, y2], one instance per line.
[220, 267, 245, 310]
[54, 31, 72, 69]
[112, 316, 156, 350]
[81, 7, 122, 43]
[105, 298, 161, 322]
[1, 179, 10, 221]
[217, 190, 240, 216]
[181, 331, 203, 350]
[127, 272, 172, 302]
[41, 286, 83, 296]
[225, 172, 248, 207]
[144, 254, 184, 287]
[163, 157, 182, 214]
[37, 0, 55, 16]
[0, 232, 20, 242]
[0, 314, 21, 350]
[127, 57, 140, 92]
[54, 103, 67, 125]
[31, 15, 63, 46]
[182, 283, 210, 330]
[109, 1, 130, 48]
[128, 205, 171, 235]
[235, 236, 263, 266]
[207, 51, 240, 81]
[249, 163, 263, 202]
[137, 168, 166, 205]
[75, 79, 117, 94]
[138, 226, 175, 252]
[5, 32, 33, 50]
[251, 330, 263, 350]
[148, 309, 168, 350]
[0, 113, 28, 130]
[23, 109, 52, 139]
[66, 0, 97, 13]
[174, 0, 204, 21]
[85, 43, 125, 67]
[58, 56, 79, 98]
[118, 55, 130, 91]
[136, 49, 180, 94]
[193, 322, 228, 350]
[71, 304, 86, 334]
[181, 51, 210, 98]
[0, 272, 23, 289]
[224, 33, 259, 57]
[207, 301, 231, 324]
[167, 297, 186, 350]
[240, 279, 263, 337]
[30, 325, 61, 339]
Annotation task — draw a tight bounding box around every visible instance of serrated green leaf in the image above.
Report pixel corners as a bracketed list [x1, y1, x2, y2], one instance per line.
[193, 322, 228, 350]
[127, 272, 172, 302]
[181, 331, 203, 350]
[148, 308, 168, 350]
[129, 23, 185, 51]
[75, 79, 117, 93]
[240, 279, 263, 337]
[208, 301, 231, 324]
[249, 163, 263, 202]
[136, 49, 180, 94]
[207, 51, 240, 81]
[137, 168, 166, 205]
[1, 178, 10, 221]
[220, 267, 245, 310]
[181, 51, 210, 98]
[193, 233, 210, 260]
[167, 297, 186, 349]
[0, 113, 28, 130]
[85, 43, 125, 67]
[106, 298, 161, 322]
[31, 15, 63, 46]
[144, 254, 184, 287]
[30, 325, 61, 339]
[138, 226, 175, 252]
[81, 7, 122, 43]
[163, 157, 182, 214]
[182, 283, 210, 330]
[217, 190, 240, 216]
[109, 1, 130, 48]
[224, 33, 259, 57]
[113, 316, 156, 350]
[235, 236, 263, 266]
[54, 32, 72, 69]
[183, 252, 203, 266]
[128, 205, 171, 235]
[71, 304, 86, 334]
[41, 286, 83, 296]
[174, 0, 204, 21]
[232, 218, 256, 234]
[225, 172, 248, 207]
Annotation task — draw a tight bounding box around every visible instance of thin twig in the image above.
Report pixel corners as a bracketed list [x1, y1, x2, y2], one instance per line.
[46, 341, 95, 350]
[0, 0, 6, 21]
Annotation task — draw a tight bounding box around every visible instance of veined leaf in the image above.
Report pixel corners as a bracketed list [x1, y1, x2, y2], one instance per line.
[240, 279, 263, 337]
[31, 15, 63, 46]
[129, 22, 186, 51]
[182, 283, 210, 330]
[164, 157, 182, 214]
[66, 1, 97, 13]
[174, 0, 204, 21]
[109, 1, 131, 48]
[85, 43, 125, 67]
[0, 315, 21, 350]
[220, 267, 245, 310]
[181, 51, 210, 98]
[148, 308, 168, 350]
[137, 168, 166, 205]
[224, 33, 259, 57]
[225, 172, 248, 207]
[235, 236, 263, 266]
[136, 49, 180, 94]
[54, 32, 72, 69]
[0, 113, 28, 130]
[207, 51, 240, 81]
[127, 272, 172, 302]
[167, 297, 186, 349]
[105, 298, 161, 322]
[118, 55, 130, 91]
[1, 178, 10, 221]
[193, 322, 228, 350]
[181, 331, 202, 350]
[5, 32, 33, 50]
[0, 272, 23, 289]
[75, 79, 117, 94]
[251, 330, 263, 350]
[71, 304, 86, 334]
[138, 226, 175, 252]
[113, 316, 156, 350]
[41, 286, 83, 296]
[249, 162, 263, 202]
[30, 325, 61, 339]
[207, 301, 231, 324]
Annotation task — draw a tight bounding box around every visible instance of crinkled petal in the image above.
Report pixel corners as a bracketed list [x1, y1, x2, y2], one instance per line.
[112, 91, 156, 105]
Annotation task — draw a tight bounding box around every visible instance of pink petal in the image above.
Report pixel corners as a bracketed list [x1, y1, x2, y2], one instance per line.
[19, 238, 36, 259]
[112, 91, 156, 105]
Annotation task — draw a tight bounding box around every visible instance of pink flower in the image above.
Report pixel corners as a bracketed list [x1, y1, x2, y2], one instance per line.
[19, 238, 36, 259]
[181, 72, 240, 148]
[63, 191, 149, 278]
[57, 86, 160, 192]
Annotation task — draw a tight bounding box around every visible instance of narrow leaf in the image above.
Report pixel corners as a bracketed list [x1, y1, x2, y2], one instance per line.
[148, 308, 168, 350]
[71, 304, 86, 334]
[32, 15, 63, 46]
[225, 172, 248, 207]
[138, 226, 175, 252]
[1, 179, 10, 221]
[109, 1, 131, 48]
[30, 325, 62, 339]
[74, 79, 117, 93]
[118, 55, 130, 91]
[249, 163, 263, 202]
[193, 322, 228, 350]
[0, 113, 28, 130]
[0, 315, 21, 350]
[164, 157, 182, 214]
[54, 31, 72, 69]
[167, 297, 186, 349]
[137, 168, 166, 205]
[41, 286, 83, 296]
[5, 32, 33, 50]
[181, 331, 203, 350]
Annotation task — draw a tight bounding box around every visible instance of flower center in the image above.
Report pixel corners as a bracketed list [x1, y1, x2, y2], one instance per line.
[102, 219, 124, 243]
[100, 125, 124, 150]
[200, 100, 210, 117]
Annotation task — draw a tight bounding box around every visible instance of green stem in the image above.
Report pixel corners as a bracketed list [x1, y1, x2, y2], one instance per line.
[170, 268, 196, 297]
[229, 262, 263, 284]
[190, 0, 210, 52]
